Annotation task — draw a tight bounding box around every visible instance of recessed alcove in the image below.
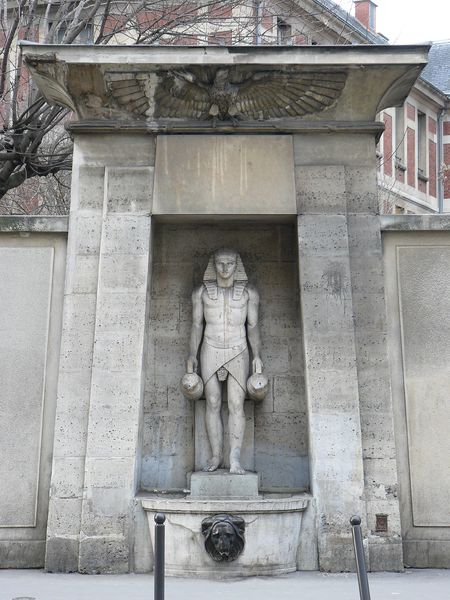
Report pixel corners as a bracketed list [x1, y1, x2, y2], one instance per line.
[140, 220, 309, 492]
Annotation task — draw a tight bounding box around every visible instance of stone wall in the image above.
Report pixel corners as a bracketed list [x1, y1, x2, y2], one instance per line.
[142, 221, 309, 491]
[0, 217, 67, 567]
[383, 220, 450, 568]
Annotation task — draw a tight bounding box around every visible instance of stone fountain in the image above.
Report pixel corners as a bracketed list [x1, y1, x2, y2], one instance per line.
[142, 247, 308, 577]
[20, 43, 429, 575]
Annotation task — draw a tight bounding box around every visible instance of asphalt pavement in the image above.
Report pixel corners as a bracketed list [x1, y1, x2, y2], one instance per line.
[1, 569, 450, 600]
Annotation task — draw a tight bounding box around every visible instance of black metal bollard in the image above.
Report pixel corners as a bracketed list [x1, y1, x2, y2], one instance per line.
[154, 513, 166, 600]
[350, 515, 372, 600]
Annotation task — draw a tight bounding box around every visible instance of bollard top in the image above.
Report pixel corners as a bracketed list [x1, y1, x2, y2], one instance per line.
[154, 513, 166, 525]
[350, 515, 361, 526]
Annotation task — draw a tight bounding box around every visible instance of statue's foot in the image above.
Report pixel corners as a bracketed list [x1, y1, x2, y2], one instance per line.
[229, 462, 246, 475]
[203, 456, 221, 472]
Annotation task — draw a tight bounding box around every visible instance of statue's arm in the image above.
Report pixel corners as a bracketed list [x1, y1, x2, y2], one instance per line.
[247, 286, 263, 373]
[187, 285, 204, 373]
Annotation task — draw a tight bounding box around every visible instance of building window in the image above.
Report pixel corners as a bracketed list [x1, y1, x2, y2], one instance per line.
[277, 19, 292, 46]
[417, 111, 427, 179]
[395, 106, 406, 169]
[49, 21, 94, 44]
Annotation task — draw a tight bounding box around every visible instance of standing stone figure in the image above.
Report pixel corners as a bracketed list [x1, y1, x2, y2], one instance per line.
[185, 249, 263, 475]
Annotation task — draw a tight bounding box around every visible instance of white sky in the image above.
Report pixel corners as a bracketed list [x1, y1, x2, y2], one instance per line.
[340, 0, 450, 44]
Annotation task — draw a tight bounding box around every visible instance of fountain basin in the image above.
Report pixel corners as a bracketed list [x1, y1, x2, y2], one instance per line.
[141, 493, 309, 577]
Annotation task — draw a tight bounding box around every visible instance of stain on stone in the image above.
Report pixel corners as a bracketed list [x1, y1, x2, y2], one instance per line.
[322, 262, 345, 299]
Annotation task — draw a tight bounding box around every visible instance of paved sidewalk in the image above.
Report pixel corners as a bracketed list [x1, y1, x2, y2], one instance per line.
[1, 569, 449, 600]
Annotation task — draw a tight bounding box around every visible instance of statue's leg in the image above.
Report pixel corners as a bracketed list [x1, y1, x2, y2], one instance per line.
[227, 376, 246, 475]
[203, 374, 223, 472]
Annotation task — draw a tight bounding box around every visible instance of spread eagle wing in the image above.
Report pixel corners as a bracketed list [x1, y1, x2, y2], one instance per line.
[154, 70, 212, 119]
[233, 71, 347, 119]
[106, 72, 150, 117]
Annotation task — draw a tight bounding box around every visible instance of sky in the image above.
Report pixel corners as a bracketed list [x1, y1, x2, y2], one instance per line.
[342, 0, 450, 44]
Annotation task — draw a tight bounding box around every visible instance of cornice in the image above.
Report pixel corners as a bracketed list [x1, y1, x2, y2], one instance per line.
[21, 44, 430, 126]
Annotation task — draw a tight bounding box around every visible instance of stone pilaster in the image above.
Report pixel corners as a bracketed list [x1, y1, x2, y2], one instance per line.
[46, 133, 155, 573]
[346, 167, 403, 571]
[294, 133, 402, 571]
[294, 143, 366, 570]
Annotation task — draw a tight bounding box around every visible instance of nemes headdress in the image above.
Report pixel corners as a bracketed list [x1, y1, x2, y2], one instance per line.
[203, 248, 248, 300]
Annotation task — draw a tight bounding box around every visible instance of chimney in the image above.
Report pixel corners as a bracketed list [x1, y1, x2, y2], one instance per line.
[354, 0, 377, 32]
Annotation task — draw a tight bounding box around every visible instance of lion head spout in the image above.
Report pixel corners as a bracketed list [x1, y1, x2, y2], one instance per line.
[201, 514, 245, 562]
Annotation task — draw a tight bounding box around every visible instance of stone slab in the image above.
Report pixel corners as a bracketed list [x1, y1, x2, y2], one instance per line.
[0, 247, 53, 527]
[0, 541, 45, 568]
[153, 135, 296, 215]
[0, 216, 69, 232]
[384, 231, 450, 570]
[396, 245, 450, 527]
[189, 470, 259, 498]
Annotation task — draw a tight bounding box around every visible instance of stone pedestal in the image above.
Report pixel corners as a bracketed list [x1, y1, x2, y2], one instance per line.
[189, 470, 259, 498]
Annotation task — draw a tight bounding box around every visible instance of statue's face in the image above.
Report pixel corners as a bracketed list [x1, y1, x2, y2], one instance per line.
[214, 252, 237, 280]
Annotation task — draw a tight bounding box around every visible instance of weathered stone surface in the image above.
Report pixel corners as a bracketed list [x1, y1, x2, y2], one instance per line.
[0, 247, 53, 527]
[142, 223, 308, 491]
[386, 238, 450, 515]
[46, 134, 155, 574]
[45, 156, 104, 572]
[106, 167, 153, 214]
[295, 165, 346, 214]
[78, 537, 130, 574]
[153, 135, 296, 215]
[384, 231, 450, 568]
[0, 215, 68, 232]
[190, 470, 259, 498]
[297, 499, 319, 571]
[45, 537, 79, 573]
[78, 153, 153, 571]
[47, 498, 83, 536]
[347, 212, 403, 571]
[293, 134, 375, 168]
[142, 413, 194, 490]
[76, 166, 104, 211]
[297, 206, 366, 572]
[22, 44, 429, 125]
[381, 214, 450, 231]
[0, 540, 46, 569]
[142, 494, 308, 577]
[0, 232, 66, 568]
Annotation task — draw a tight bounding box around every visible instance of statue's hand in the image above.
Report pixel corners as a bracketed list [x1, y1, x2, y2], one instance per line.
[252, 357, 263, 374]
[187, 356, 198, 374]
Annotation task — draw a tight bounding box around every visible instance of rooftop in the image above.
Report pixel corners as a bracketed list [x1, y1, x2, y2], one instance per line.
[421, 40, 450, 96]
[312, 0, 388, 44]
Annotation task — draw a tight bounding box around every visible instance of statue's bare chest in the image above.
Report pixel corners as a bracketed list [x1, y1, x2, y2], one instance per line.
[202, 287, 248, 324]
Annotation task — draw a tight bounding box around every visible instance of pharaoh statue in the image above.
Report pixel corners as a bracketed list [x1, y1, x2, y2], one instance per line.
[182, 248, 267, 475]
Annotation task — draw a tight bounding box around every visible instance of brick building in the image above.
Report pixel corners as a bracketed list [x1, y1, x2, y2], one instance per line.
[378, 41, 450, 214]
[283, 1, 450, 214]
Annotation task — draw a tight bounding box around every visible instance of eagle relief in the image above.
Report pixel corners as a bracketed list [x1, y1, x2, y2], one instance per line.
[106, 66, 347, 121]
